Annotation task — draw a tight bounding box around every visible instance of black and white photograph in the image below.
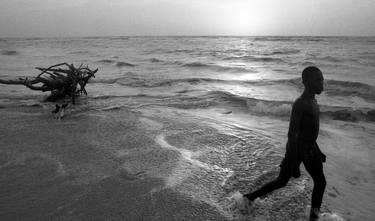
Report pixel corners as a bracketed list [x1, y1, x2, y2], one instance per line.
[0, 1, 374, 220]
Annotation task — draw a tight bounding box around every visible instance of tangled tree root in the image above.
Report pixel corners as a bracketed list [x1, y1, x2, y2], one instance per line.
[0, 63, 98, 104]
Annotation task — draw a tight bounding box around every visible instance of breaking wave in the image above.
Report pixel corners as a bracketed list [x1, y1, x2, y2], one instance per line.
[323, 80, 375, 101]
[253, 78, 375, 102]
[167, 90, 375, 122]
[90, 75, 375, 103]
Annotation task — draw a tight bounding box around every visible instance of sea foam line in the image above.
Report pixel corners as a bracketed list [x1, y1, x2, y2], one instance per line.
[155, 133, 233, 186]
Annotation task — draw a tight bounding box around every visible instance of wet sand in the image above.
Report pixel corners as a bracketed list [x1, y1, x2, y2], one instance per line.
[0, 107, 227, 221]
[0, 106, 374, 220]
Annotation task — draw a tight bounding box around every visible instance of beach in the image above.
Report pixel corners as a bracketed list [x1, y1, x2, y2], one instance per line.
[1, 36, 375, 220]
[0, 106, 229, 220]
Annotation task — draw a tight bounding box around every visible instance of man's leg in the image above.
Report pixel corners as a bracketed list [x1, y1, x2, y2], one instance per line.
[244, 164, 291, 201]
[303, 155, 326, 218]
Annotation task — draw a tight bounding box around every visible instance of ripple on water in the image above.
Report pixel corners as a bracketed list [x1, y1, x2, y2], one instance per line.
[149, 120, 284, 220]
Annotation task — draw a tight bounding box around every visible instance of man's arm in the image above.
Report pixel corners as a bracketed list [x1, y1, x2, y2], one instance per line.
[287, 99, 303, 177]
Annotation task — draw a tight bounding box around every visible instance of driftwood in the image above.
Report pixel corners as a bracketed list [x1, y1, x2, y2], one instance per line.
[0, 63, 97, 104]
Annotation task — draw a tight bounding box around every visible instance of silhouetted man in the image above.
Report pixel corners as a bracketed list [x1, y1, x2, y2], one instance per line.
[244, 66, 326, 220]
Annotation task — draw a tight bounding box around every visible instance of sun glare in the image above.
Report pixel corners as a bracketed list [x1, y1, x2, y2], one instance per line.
[224, 11, 261, 36]
[219, 1, 265, 36]
[233, 14, 252, 35]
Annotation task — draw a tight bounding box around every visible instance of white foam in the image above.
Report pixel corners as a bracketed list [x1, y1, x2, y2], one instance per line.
[305, 206, 345, 221]
[155, 133, 233, 177]
[250, 101, 291, 116]
[228, 191, 254, 215]
[139, 117, 163, 130]
[319, 213, 345, 221]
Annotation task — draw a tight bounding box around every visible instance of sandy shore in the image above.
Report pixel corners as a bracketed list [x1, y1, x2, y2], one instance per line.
[0, 107, 228, 221]
[0, 106, 374, 221]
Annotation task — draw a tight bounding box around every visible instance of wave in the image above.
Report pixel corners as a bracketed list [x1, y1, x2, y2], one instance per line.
[1, 50, 18, 56]
[97, 59, 136, 67]
[91, 75, 375, 103]
[97, 59, 116, 63]
[263, 49, 300, 56]
[301, 61, 316, 67]
[24, 37, 45, 41]
[69, 50, 89, 55]
[116, 61, 136, 67]
[323, 79, 375, 102]
[315, 56, 342, 63]
[169, 90, 375, 122]
[164, 90, 293, 115]
[89, 78, 123, 84]
[250, 78, 375, 102]
[0, 94, 41, 101]
[164, 49, 195, 54]
[178, 61, 252, 73]
[122, 77, 234, 88]
[90, 94, 156, 100]
[93, 76, 245, 88]
[90, 75, 148, 87]
[322, 107, 375, 122]
[224, 55, 284, 63]
[205, 91, 293, 116]
[150, 58, 163, 63]
[1, 85, 373, 122]
[324, 79, 375, 92]
[108, 36, 130, 40]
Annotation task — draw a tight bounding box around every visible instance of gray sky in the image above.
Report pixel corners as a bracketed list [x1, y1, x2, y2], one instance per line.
[0, 0, 374, 37]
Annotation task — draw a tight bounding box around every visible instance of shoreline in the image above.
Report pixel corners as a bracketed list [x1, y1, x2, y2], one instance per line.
[0, 106, 374, 220]
[0, 107, 227, 220]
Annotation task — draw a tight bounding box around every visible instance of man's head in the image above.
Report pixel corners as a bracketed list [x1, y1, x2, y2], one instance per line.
[302, 66, 324, 95]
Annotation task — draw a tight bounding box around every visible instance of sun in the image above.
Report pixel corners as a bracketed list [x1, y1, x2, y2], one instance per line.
[218, 1, 268, 36]
[235, 14, 252, 34]
[220, 5, 263, 36]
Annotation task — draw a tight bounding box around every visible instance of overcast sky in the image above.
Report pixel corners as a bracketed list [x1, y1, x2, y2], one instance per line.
[0, 0, 374, 37]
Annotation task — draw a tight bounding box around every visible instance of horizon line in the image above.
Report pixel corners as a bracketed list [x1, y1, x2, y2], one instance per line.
[1, 34, 375, 39]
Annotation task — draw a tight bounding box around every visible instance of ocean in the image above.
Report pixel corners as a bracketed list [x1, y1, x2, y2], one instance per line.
[1, 36, 375, 117]
[0, 36, 374, 220]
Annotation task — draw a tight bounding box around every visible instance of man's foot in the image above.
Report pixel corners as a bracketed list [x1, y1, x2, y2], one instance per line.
[309, 208, 320, 221]
[243, 193, 256, 201]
